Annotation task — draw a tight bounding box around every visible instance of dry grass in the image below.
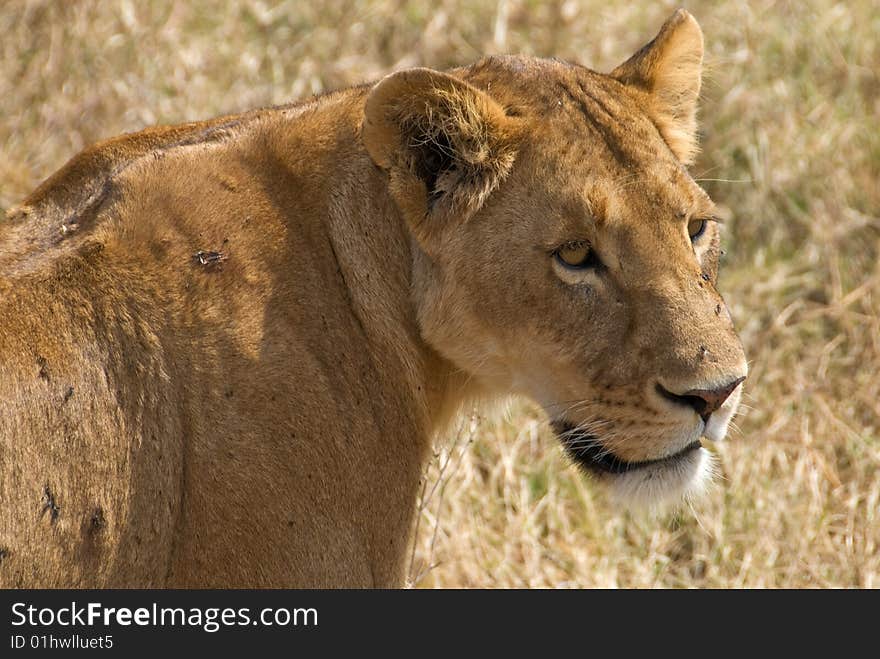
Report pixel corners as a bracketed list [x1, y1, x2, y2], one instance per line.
[2, 0, 878, 588]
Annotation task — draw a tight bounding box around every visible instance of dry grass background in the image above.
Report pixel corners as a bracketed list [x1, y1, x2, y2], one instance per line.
[1, 0, 878, 587]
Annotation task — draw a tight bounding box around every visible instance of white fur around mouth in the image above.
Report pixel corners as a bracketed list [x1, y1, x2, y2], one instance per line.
[602, 446, 716, 512]
[551, 420, 717, 511]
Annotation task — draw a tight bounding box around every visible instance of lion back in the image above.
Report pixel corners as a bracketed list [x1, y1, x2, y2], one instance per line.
[0, 126, 204, 587]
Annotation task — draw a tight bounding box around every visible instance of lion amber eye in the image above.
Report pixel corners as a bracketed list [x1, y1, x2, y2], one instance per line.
[555, 241, 594, 269]
[688, 218, 707, 241]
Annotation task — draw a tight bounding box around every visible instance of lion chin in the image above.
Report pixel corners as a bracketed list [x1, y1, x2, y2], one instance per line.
[551, 420, 720, 513]
[603, 447, 717, 513]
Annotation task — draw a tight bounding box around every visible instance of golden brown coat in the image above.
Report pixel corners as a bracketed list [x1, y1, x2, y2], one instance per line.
[0, 10, 746, 587]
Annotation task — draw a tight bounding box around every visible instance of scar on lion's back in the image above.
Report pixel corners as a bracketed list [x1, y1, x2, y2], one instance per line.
[4, 80, 369, 229]
[5, 115, 251, 231]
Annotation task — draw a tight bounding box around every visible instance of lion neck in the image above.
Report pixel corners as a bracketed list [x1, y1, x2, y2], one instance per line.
[310, 95, 486, 447]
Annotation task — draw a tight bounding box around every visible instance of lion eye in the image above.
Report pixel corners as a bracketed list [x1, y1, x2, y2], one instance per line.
[688, 219, 707, 241]
[555, 241, 596, 269]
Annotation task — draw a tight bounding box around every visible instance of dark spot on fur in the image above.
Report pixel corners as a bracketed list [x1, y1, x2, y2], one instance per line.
[62, 386, 75, 403]
[225, 388, 234, 398]
[701, 273, 711, 282]
[6, 206, 31, 222]
[715, 304, 722, 315]
[193, 250, 227, 267]
[79, 240, 105, 258]
[37, 356, 50, 382]
[89, 507, 105, 533]
[41, 485, 60, 523]
[0, 547, 8, 565]
[60, 221, 80, 236]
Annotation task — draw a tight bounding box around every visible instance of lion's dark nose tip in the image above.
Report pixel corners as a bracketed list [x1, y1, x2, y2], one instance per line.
[656, 376, 745, 422]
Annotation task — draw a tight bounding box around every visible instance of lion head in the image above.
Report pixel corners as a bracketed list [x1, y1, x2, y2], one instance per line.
[362, 10, 747, 509]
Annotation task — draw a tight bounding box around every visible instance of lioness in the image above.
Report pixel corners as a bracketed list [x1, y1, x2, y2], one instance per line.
[0, 10, 746, 587]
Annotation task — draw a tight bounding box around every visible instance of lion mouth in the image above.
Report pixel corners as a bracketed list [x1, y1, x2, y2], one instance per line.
[551, 420, 702, 475]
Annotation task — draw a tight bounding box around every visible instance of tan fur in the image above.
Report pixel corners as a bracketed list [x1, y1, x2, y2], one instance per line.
[611, 9, 705, 164]
[0, 11, 745, 587]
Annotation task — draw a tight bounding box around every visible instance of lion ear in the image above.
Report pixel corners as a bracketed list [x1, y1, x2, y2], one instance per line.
[362, 68, 520, 248]
[611, 9, 704, 165]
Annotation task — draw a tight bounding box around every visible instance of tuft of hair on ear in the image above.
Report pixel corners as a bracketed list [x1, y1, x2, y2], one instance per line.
[361, 68, 521, 244]
[611, 8, 704, 165]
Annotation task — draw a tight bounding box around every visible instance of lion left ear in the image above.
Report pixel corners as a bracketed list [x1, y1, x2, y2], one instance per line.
[611, 9, 704, 165]
[361, 68, 521, 251]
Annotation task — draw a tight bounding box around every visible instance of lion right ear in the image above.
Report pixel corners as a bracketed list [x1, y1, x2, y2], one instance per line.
[611, 9, 704, 165]
[361, 68, 521, 248]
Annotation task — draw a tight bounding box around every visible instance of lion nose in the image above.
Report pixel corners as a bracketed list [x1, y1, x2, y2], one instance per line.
[656, 377, 745, 423]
